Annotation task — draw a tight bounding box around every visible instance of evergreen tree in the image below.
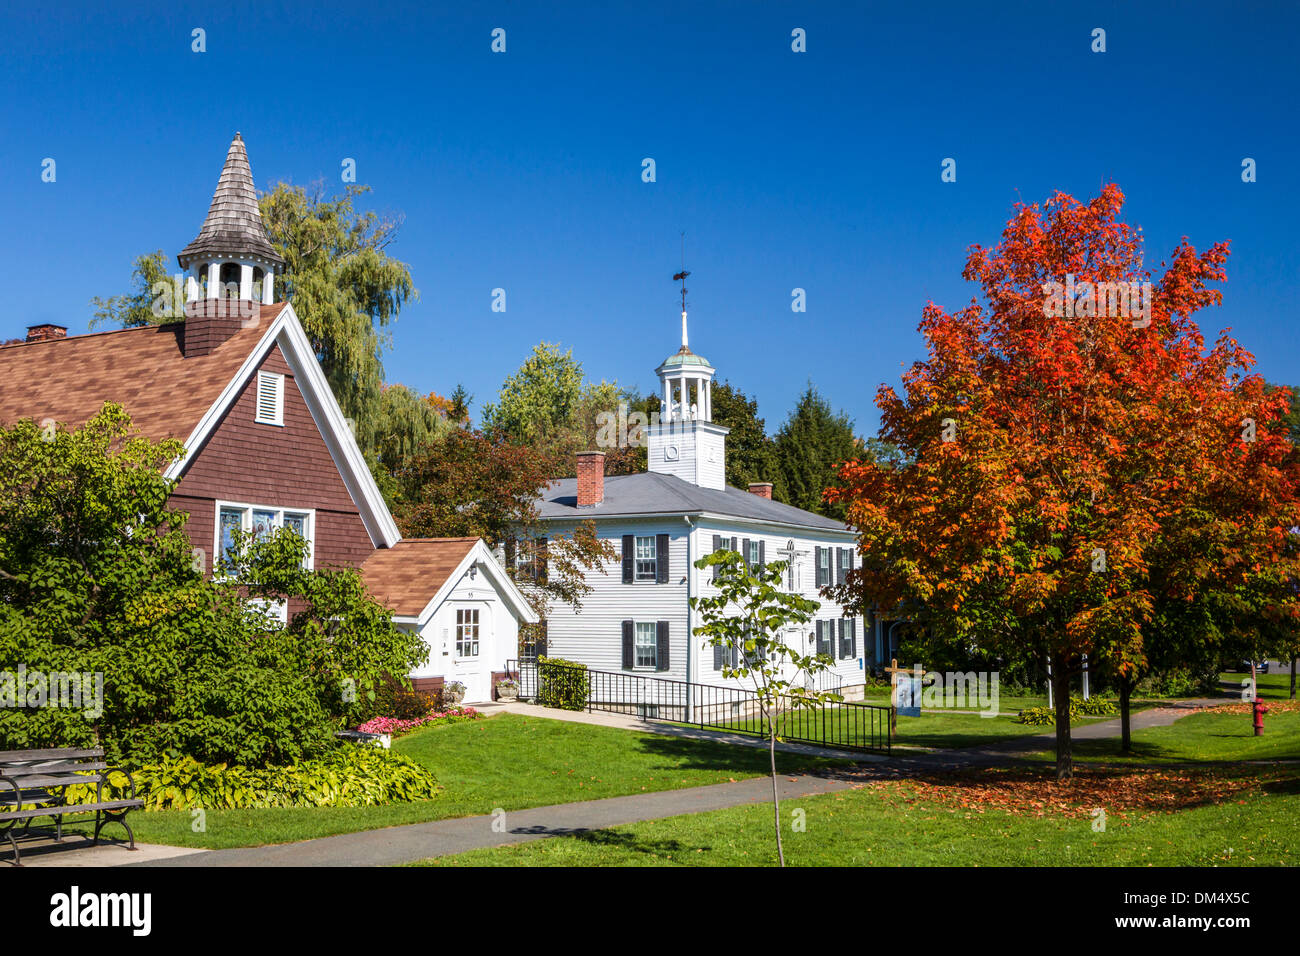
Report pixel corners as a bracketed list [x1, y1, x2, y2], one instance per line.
[774, 385, 860, 519]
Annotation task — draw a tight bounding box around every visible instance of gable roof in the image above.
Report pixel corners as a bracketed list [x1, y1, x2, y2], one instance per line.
[0, 303, 401, 549]
[360, 538, 539, 625]
[534, 471, 851, 533]
[178, 133, 284, 268]
[0, 307, 286, 445]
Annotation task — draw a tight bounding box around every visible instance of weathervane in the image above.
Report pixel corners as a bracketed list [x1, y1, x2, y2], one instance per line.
[673, 233, 690, 349]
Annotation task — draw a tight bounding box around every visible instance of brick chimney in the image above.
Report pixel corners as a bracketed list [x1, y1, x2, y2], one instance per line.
[25, 324, 67, 343]
[747, 482, 774, 499]
[576, 451, 606, 507]
[183, 298, 260, 357]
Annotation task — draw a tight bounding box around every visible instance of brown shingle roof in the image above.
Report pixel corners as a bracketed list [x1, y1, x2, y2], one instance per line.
[360, 538, 479, 617]
[178, 133, 284, 268]
[0, 304, 287, 444]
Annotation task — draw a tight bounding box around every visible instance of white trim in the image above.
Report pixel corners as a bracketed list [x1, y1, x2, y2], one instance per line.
[164, 303, 401, 549]
[535, 509, 855, 538]
[406, 540, 540, 628]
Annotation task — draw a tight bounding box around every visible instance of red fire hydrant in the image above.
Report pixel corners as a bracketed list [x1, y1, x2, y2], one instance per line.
[1253, 697, 1269, 736]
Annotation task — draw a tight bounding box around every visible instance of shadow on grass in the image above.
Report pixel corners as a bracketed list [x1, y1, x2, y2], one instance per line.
[630, 732, 863, 781]
[509, 824, 694, 857]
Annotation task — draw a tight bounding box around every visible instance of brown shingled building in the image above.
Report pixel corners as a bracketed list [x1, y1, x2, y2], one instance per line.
[0, 134, 536, 703]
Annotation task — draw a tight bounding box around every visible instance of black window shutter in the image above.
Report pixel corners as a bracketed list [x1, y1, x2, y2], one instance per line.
[656, 533, 670, 584]
[814, 620, 824, 656]
[656, 620, 670, 671]
[741, 538, 751, 570]
[836, 547, 844, 586]
[714, 640, 725, 670]
[712, 534, 722, 582]
[840, 619, 850, 659]
[537, 536, 548, 585]
[758, 540, 765, 571]
[730, 537, 738, 555]
[849, 618, 858, 659]
[622, 534, 634, 584]
[621, 620, 634, 669]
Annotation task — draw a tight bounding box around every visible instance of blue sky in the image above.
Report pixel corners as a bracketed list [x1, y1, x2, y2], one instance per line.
[4, 1, 1297, 435]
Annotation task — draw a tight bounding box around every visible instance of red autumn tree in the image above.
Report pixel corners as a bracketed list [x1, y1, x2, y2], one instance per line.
[829, 185, 1300, 780]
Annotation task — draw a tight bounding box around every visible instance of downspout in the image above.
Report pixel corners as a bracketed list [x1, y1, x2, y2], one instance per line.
[684, 514, 694, 723]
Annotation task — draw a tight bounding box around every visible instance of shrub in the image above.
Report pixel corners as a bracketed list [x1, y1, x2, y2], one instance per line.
[1137, 669, 1218, 699]
[1015, 695, 1117, 724]
[68, 745, 440, 811]
[536, 656, 589, 711]
[364, 674, 440, 721]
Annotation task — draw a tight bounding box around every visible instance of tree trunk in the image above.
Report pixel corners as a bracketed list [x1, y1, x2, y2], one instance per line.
[1053, 664, 1073, 781]
[1119, 678, 1132, 753]
[769, 712, 785, 867]
[1291, 655, 1297, 700]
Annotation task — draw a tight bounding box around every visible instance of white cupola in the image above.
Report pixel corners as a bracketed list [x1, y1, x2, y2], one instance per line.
[646, 296, 729, 489]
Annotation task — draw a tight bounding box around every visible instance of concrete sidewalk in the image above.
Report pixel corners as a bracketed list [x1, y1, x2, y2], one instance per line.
[139, 768, 867, 867]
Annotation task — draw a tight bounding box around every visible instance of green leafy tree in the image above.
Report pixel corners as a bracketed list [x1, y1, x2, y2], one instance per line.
[774, 385, 861, 519]
[260, 182, 416, 456]
[89, 251, 184, 329]
[0, 404, 426, 766]
[690, 550, 833, 867]
[481, 342, 585, 448]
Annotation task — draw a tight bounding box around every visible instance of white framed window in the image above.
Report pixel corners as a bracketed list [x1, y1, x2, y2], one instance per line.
[748, 540, 761, 566]
[634, 535, 657, 582]
[635, 621, 658, 668]
[255, 371, 285, 426]
[456, 608, 480, 658]
[215, 501, 314, 572]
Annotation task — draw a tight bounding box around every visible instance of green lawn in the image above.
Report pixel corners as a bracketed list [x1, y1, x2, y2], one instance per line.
[420, 767, 1300, 867]
[107, 713, 844, 849]
[1024, 702, 1300, 765]
[1218, 670, 1297, 701]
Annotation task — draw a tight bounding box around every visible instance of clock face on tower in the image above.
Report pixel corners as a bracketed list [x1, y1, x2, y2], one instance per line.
[665, 444, 680, 461]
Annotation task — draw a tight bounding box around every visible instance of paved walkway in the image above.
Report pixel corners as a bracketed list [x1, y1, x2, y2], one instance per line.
[139, 768, 866, 867]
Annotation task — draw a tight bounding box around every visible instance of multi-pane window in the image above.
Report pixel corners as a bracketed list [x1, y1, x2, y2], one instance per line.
[635, 621, 658, 668]
[634, 535, 657, 581]
[818, 547, 830, 585]
[748, 540, 761, 566]
[456, 608, 480, 658]
[217, 504, 312, 571]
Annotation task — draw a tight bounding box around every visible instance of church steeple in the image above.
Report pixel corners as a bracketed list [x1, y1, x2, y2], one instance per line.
[178, 133, 283, 307]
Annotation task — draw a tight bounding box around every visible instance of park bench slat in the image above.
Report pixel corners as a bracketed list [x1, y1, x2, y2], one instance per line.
[0, 799, 144, 822]
[1, 773, 107, 791]
[0, 748, 103, 761]
[2, 763, 108, 779]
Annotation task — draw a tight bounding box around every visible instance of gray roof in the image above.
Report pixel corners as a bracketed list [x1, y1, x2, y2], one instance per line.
[535, 471, 850, 533]
[178, 133, 284, 268]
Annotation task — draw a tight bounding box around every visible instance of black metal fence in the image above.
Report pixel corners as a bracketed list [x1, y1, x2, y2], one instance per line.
[506, 659, 890, 755]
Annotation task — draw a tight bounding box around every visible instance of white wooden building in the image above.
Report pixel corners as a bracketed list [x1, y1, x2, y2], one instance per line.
[528, 310, 870, 699]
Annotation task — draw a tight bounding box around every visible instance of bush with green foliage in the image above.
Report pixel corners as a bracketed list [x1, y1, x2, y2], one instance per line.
[0, 405, 428, 767]
[536, 656, 589, 711]
[1137, 668, 1218, 699]
[67, 745, 439, 810]
[1016, 695, 1118, 725]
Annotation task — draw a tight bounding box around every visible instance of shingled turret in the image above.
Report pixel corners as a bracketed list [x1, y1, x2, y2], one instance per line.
[178, 134, 283, 355]
[178, 133, 283, 310]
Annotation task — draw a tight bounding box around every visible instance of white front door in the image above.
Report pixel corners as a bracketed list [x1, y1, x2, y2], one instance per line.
[448, 603, 491, 703]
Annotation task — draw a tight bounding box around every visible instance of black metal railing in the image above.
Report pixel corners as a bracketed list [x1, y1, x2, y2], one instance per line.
[506, 659, 889, 754]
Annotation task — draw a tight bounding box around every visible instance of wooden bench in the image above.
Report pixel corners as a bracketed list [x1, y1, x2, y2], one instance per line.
[0, 747, 144, 866]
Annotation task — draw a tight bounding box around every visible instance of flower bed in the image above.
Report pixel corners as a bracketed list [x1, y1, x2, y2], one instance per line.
[357, 707, 482, 737]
